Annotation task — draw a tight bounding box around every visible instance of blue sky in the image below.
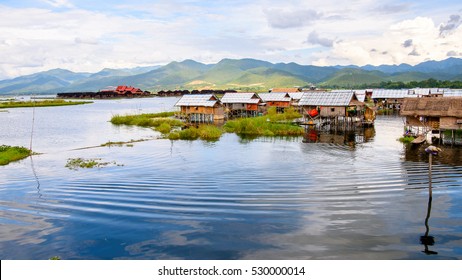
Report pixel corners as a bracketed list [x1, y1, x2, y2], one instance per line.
[0, 0, 461, 79]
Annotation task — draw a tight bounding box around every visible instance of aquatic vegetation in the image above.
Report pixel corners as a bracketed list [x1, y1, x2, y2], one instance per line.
[197, 125, 223, 141]
[178, 127, 199, 140]
[110, 110, 302, 141]
[0, 145, 31, 165]
[0, 99, 92, 108]
[156, 123, 172, 134]
[224, 109, 304, 137]
[398, 136, 415, 143]
[167, 132, 180, 140]
[65, 158, 123, 170]
[100, 138, 149, 147]
[110, 112, 183, 128]
[172, 125, 224, 141]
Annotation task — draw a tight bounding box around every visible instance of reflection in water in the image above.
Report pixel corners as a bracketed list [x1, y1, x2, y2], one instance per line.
[302, 126, 375, 146]
[30, 156, 42, 199]
[1, 104, 462, 260]
[421, 192, 437, 255]
[405, 144, 462, 166]
[420, 151, 438, 255]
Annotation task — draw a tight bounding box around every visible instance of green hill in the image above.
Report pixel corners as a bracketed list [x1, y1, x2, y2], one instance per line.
[230, 68, 308, 89]
[1, 57, 462, 94]
[320, 68, 386, 87]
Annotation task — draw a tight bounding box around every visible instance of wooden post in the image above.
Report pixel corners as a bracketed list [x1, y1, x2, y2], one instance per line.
[429, 153, 432, 195]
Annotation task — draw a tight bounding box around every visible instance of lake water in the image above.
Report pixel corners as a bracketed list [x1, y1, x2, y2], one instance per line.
[1, 97, 461, 260]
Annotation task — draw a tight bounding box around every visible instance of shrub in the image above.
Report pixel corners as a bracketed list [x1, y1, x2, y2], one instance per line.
[198, 125, 223, 141]
[168, 132, 180, 140]
[178, 127, 199, 140]
[156, 123, 172, 134]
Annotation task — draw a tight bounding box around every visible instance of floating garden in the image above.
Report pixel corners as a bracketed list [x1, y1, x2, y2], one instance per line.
[110, 107, 304, 142]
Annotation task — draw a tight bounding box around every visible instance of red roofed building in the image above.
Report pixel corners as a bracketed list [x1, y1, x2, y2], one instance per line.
[115, 85, 144, 95]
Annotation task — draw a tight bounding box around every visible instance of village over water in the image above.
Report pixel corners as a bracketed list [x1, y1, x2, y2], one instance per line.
[53, 85, 462, 146]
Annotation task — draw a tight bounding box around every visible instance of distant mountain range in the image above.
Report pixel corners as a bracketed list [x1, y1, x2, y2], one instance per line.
[1, 57, 462, 95]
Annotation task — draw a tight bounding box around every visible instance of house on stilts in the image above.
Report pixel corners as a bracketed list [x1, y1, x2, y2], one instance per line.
[258, 92, 292, 113]
[400, 97, 462, 145]
[298, 90, 375, 130]
[175, 94, 224, 123]
[220, 92, 263, 119]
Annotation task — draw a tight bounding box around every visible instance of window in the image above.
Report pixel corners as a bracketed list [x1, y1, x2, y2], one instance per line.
[330, 108, 335, 112]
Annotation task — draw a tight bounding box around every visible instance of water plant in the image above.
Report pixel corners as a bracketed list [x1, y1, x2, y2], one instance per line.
[197, 125, 223, 141]
[110, 112, 183, 128]
[0, 145, 31, 165]
[156, 123, 172, 134]
[224, 109, 304, 137]
[65, 158, 122, 170]
[398, 136, 415, 143]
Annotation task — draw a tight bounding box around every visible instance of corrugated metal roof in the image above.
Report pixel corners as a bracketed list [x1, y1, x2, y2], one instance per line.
[354, 90, 366, 102]
[258, 92, 291, 102]
[371, 89, 410, 99]
[175, 94, 219, 107]
[443, 89, 462, 97]
[220, 92, 261, 104]
[298, 91, 356, 106]
[410, 88, 431, 95]
[288, 92, 304, 100]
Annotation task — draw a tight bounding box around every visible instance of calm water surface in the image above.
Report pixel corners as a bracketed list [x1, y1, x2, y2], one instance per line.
[1, 97, 461, 259]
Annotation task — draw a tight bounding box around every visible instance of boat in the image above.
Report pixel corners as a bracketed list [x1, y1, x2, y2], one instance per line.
[411, 135, 426, 144]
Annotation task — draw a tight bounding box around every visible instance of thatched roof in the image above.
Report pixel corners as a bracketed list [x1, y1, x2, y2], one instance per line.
[400, 97, 462, 117]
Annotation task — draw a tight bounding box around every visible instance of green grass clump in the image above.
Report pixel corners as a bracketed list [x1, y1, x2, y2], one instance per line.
[398, 136, 415, 143]
[168, 132, 180, 140]
[178, 127, 199, 140]
[172, 125, 223, 141]
[266, 107, 302, 122]
[197, 125, 223, 141]
[224, 109, 303, 137]
[0, 145, 31, 165]
[0, 100, 92, 108]
[156, 123, 172, 134]
[110, 112, 183, 128]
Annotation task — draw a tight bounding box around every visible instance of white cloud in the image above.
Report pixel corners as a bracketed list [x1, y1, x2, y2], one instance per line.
[42, 0, 74, 8]
[313, 16, 462, 66]
[0, 1, 461, 79]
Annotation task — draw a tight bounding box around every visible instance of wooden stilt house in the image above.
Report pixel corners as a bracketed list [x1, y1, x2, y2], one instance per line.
[175, 94, 224, 123]
[258, 92, 292, 113]
[220, 92, 263, 119]
[400, 97, 462, 145]
[298, 91, 374, 129]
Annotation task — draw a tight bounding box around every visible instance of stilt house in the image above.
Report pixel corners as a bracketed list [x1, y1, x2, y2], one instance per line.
[258, 92, 292, 113]
[298, 91, 374, 128]
[175, 94, 224, 123]
[400, 97, 462, 145]
[220, 92, 263, 118]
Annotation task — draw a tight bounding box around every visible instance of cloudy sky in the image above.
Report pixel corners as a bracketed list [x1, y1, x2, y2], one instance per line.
[0, 0, 461, 79]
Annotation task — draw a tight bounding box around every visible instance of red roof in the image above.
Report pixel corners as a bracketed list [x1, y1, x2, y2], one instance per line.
[115, 85, 143, 93]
